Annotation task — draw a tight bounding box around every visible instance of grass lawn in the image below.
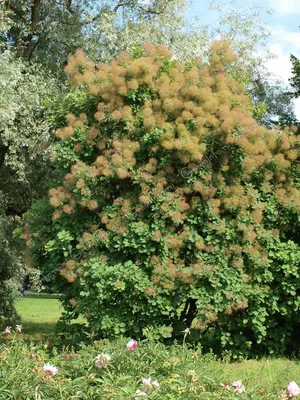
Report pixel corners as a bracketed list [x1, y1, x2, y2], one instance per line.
[14, 293, 63, 340]
[13, 293, 86, 342]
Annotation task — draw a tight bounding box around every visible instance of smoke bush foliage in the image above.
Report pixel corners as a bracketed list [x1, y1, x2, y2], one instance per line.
[27, 42, 300, 357]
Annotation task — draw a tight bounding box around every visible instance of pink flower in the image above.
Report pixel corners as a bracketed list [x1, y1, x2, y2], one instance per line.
[232, 380, 245, 394]
[142, 378, 159, 389]
[126, 339, 137, 351]
[15, 324, 22, 333]
[142, 378, 152, 388]
[43, 363, 58, 376]
[4, 327, 11, 337]
[95, 353, 111, 368]
[287, 382, 300, 398]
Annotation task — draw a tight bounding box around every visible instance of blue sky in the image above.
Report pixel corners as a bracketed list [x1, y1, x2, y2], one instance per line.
[189, 0, 300, 116]
[191, 0, 300, 33]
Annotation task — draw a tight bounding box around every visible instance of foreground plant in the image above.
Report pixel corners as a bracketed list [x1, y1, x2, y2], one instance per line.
[2, 325, 22, 337]
[0, 338, 300, 399]
[135, 377, 160, 398]
[4, 327, 11, 337]
[142, 377, 160, 389]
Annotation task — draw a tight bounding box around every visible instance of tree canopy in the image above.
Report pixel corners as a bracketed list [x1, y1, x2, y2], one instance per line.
[291, 54, 300, 99]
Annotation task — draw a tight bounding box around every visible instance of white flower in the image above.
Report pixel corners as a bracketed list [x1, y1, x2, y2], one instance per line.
[135, 389, 148, 397]
[95, 353, 111, 368]
[43, 363, 58, 376]
[141, 377, 159, 389]
[4, 327, 11, 336]
[142, 378, 152, 388]
[231, 380, 245, 394]
[15, 324, 22, 332]
[287, 381, 300, 398]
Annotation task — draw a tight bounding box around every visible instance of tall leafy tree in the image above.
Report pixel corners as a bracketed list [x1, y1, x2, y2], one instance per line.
[1, 1, 274, 74]
[2, 0, 205, 69]
[291, 54, 300, 98]
[249, 75, 297, 127]
[0, 53, 59, 321]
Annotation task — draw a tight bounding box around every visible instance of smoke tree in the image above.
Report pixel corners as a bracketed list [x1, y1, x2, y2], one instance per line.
[1, 0, 277, 322]
[27, 43, 300, 356]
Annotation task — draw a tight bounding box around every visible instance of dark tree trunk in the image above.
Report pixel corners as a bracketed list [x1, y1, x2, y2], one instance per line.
[180, 298, 197, 327]
[20, 0, 42, 60]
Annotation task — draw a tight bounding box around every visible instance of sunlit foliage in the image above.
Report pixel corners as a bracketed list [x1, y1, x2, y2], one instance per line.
[0, 54, 59, 322]
[27, 42, 300, 356]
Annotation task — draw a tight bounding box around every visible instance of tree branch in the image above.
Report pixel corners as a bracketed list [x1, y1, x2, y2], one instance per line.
[27, 19, 59, 60]
[113, 1, 169, 15]
[31, 0, 42, 34]
[19, 0, 43, 59]
[137, 4, 167, 15]
[65, 0, 74, 14]
[113, 1, 131, 13]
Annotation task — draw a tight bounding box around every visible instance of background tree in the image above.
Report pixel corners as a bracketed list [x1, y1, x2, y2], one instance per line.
[1, 0, 205, 70]
[290, 53, 300, 99]
[249, 76, 297, 127]
[0, 52, 59, 321]
[3, 0, 293, 125]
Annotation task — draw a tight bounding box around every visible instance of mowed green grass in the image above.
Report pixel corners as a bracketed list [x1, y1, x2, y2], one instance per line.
[14, 294, 63, 340]
[14, 293, 87, 341]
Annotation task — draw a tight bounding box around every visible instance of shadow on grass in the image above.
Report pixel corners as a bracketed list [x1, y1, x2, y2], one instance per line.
[23, 293, 61, 300]
[21, 321, 57, 335]
[0, 322, 57, 345]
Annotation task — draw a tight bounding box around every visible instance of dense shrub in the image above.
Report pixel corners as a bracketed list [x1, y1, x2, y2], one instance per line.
[26, 42, 300, 357]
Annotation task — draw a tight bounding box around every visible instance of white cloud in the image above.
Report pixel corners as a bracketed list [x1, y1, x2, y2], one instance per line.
[270, 0, 300, 15]
[265, 43, 300, 119]
[266, 44, 293, 85]
[271, 27, 300, 52]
